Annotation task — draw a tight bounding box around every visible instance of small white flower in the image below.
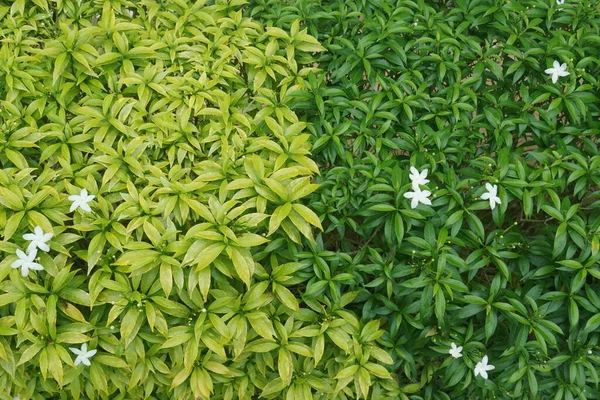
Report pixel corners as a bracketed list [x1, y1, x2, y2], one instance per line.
[556, 0, 564, 5]
[69, 343, 97, 366]
[23, 226, 53, 253]
[544, 60, 570, 84]
[68, 188, 95, 212]
[10, 249, 44, 277]
[403, 187, 432, 209]
[474, 355, 495, 379]
[481, 183, 502, 210]
[449, 342, 463, 358]
[14, 396, 20, 400]
[409, 167, 429, 189]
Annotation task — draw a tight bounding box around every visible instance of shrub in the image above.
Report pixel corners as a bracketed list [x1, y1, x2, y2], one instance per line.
[248, 0, 600, 399]
[0, 1, 398, 399]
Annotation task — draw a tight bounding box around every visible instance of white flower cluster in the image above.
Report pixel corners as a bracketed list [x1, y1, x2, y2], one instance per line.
[448, 343, 496, 380]
[69, 343, 97, 367]
[8, 188, 97, 367]
[10, 227, 51, 277]
[9, 188, 94, 277]
[545, 60, 569, 83]
[481, 183, 501, 210]
[403, 167, 502, 211]
[403, 167, 432, 209]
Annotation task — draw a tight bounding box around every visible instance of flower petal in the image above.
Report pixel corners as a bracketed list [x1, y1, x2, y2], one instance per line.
[80, 202, 92, 212]
[29, 263, 44, 271]
[86, 349, 97, 358]
[411, 197, 419, 209]
[26, 249, 37, 261]
[37, 242, 50, 252]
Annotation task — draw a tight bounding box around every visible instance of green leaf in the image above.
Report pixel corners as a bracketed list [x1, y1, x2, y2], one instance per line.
[268, 203, 292, 235]
[278, 348, 293, 386]
[274, 283, 299, 311]
[87, 233, 106, 274]
[246, 312, 275, 339]
[161, 332, 193, 349]
[292, 203, 323, 230]
[229, 246, 252, 287]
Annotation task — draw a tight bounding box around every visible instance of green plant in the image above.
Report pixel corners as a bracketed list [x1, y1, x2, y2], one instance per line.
[0, 1, 398, 399]
[248, 0, 600, 398]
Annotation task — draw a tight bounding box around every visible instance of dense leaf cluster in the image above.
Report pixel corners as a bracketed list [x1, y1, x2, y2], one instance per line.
[248, 0, 600, 399]
[0, 1, 397, 399]
[2, 0, 600, 399]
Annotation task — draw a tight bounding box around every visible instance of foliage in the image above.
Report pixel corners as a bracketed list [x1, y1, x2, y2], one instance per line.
[0, 0, 397, 399]
[247, 0, 600, 399]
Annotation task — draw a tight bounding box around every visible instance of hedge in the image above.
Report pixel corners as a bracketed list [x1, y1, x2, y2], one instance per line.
[1, 0, 600, 399]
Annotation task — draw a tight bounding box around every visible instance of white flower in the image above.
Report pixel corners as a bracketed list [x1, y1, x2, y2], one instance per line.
[14, 396, 20, 400]
[68, 188, 95, 212]
[544, 60, 570, 84]
[403, 187, 432, 209]
[10, 249, 44, 277]
[556, 0, 564, 5]
[69, 343, 97, 366]
[449, 342, 463, 358]
[409, 167, 429, 189]
[474, 355, 495, 379]
[23, 226, 53, 253]
[481, 183, 502, 210]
